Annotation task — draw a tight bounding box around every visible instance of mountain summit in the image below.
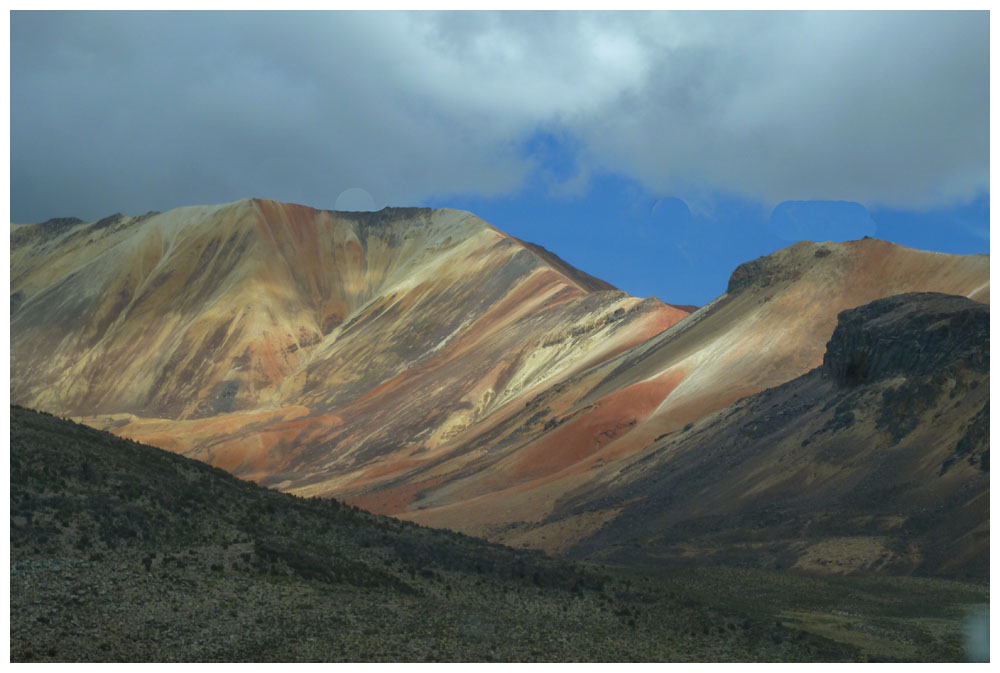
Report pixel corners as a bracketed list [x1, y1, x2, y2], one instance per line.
[11, 199, 685, 479]
[13, 200, 673, 417]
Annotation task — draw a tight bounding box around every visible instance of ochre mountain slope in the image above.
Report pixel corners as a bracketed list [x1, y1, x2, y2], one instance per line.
[11, 201, 988, 567]
[11, 198, 684, 484]
[13, 200, 656, 417]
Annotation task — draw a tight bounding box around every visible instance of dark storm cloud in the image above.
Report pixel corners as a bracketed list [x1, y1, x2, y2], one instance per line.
[11, 11, 533, 221]
[11, 11, 988, 223]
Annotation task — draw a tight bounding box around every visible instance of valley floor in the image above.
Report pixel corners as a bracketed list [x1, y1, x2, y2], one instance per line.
[620, 565, 988, 662]
[11, 549, 987, 662]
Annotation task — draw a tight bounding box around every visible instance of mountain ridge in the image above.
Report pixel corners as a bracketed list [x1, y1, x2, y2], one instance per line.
[10, 198, 989, 571]
[13, 199, 679, 420]
[387, 237, 987, 552]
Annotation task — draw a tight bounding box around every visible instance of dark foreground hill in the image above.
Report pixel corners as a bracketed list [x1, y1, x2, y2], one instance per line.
[11, 404, 865, 662]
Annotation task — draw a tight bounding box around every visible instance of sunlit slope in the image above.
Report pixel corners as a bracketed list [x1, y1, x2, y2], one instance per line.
[386, 239, 988, 547]
[14, 200, 490, 418]
[11, 199, 686, 487]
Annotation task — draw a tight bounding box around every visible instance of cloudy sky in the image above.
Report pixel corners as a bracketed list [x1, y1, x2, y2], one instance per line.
[10, 11, 989, 304]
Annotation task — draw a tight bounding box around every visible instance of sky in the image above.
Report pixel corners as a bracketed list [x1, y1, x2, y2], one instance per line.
[10, 10, 990, 306]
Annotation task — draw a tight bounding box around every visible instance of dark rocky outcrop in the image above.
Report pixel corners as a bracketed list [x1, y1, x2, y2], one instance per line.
[333, 205, 433, 226]
[726, 257, 778, 293]
[91, 212, 125, 230]
[11, 217, 84, 249]
[725, 242, 817, 294]
[823, 292, 988, 386]
[39, 216, 84, 230]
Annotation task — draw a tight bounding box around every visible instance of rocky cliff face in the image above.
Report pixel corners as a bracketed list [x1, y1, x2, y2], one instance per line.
[823, 292, 989, 386]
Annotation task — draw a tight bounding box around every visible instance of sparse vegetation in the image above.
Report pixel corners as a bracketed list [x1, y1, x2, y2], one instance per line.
[12, 405, 863, 662]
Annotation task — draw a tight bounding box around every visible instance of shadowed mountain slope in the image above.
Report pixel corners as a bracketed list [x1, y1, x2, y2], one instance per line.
[546, 293, 989, 578]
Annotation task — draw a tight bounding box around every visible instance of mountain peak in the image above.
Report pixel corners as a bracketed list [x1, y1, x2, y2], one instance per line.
[726, 237, 989, 297]
[11, 198, 681, 424]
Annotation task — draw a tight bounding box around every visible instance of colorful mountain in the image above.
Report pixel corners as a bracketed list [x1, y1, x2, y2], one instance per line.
[10, 199, 989, 573]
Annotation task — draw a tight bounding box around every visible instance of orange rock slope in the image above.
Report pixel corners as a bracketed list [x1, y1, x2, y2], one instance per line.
[11, 200, 988, 554]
